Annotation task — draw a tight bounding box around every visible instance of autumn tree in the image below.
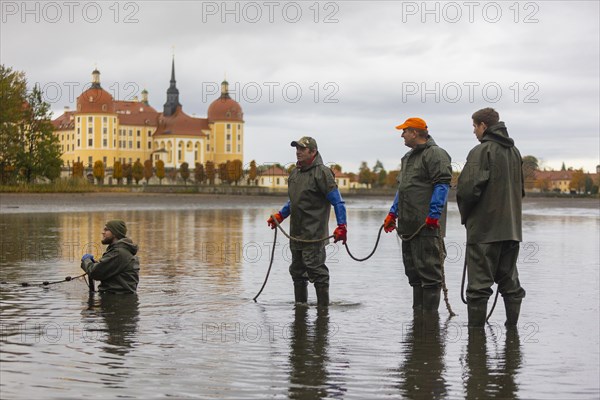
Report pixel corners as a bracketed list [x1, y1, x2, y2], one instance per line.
[0, 65, 26, 184]
[522, 155, 538, 190]
[93, 160, 105, 185]
[72, 161, 84, 179]
[194, 162, 206, 185]
[228, 159, 243, 185]
[113, 160, 123, 184]
[123, 163, 132, 185]
[386, 170, 400, 187]
[132, 160, 143, 184]
[570, 169, 586, 193]
[180, 162, 190, 185]
[205, 161, 216, 185]
[0, 66, 62, 183]
[358, 161, 375, 188]
[248, 160, 258, 185]
[155, 159, 165, 184]
[218, 162, 228, 184]
[143, 159, 153, 184]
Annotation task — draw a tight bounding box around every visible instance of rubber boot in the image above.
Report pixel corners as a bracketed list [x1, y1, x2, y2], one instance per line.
[422, 286, 441, 312]
[412, 286, 424, 310]
[467, 298, 488, 328]
[504, 298, 522, 327]
[315, 283, 329, 307]
[294, 281, 308, 304]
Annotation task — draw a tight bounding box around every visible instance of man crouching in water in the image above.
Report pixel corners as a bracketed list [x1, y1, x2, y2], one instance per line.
[81, 219, 140, 294]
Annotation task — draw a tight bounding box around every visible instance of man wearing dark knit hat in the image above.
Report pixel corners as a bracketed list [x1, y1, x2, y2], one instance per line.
[81, 219, 140, 294]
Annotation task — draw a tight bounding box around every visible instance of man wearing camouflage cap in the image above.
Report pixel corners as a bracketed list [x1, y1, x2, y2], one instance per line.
[81, 219, 140, 294]
[267, 136, 347, 307]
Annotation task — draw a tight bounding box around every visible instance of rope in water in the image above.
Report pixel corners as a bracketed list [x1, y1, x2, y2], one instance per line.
[0, 273, 88, 288]
[460, 255, 499, 322]
[254, 215, 457, 319]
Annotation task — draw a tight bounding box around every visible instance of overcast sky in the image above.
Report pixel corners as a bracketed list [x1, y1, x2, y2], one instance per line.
[2, 1, 599, 173]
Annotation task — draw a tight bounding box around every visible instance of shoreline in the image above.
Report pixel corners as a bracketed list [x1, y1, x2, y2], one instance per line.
[1, 192, 598, 211]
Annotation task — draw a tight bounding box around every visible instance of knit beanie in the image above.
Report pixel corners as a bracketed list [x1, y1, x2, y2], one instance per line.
[105, 219, 127, 239]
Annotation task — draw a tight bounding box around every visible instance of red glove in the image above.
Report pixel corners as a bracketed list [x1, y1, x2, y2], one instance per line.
[383, 212, 397, 233]
[333, 224, 347, 245]
[425, 216, 440, 229]
[267, 212, 284, 229]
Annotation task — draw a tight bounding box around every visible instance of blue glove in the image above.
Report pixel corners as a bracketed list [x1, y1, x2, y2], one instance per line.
[81, 254, 95, 262]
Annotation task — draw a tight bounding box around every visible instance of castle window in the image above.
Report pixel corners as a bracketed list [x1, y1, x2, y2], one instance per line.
[226, 144, 231, 152]
[103, 139, 107, 147]
[88, 138, 93, 146]
[103, 117, 107, 123]
[226, 134, 231, 140]
[102, 105, 107, 111]
[88, 116, 93, 123]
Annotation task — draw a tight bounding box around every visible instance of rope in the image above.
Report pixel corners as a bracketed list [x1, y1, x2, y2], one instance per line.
[254, 215, 456, 317]
[252, 227, 278, 302]
[0, 273, 88, 288]
[460, 248, 500, 322]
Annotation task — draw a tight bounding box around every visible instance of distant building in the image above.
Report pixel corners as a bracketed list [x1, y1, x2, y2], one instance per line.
[257, 166, 288, 191]
[52, 59, 244, 175]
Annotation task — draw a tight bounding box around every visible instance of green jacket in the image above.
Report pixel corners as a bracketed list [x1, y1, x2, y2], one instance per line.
[396, 137, 452, 237]
[288, 153, 338, 249]
[457, 122, 524, 244]
[81, 238, 140, 294]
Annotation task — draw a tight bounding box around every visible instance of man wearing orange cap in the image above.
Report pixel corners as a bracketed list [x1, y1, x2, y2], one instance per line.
[267, 136, 347, 307]
[382, 118, 452, 313]
[457, 108, 526, 328]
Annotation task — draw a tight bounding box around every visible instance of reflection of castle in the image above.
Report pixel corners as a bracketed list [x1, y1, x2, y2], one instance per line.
[52, 58, 244, 172]
[59, 209, 244, 285]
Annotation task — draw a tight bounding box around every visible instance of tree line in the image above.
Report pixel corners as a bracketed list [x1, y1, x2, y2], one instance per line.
[1, 65, 62, 185]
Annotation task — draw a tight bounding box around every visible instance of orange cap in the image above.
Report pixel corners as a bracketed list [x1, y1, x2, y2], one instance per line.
[395, 117, 428, 130]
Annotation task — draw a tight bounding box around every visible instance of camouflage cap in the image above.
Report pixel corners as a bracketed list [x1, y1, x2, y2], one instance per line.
[290, 136, 318, 150]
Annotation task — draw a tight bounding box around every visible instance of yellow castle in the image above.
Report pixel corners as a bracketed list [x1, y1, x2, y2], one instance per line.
[52, 59, 244, 172]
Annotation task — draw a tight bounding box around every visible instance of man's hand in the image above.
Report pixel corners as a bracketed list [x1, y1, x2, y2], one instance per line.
[425, 216, 440, 229]
[383, 212, 397, 233]
[267, 212, 284, 229]
[81, 254, 95, 262]
[333, 224, 347, 245]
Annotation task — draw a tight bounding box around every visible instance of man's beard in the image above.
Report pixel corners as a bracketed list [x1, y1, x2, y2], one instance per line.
[101, 237, 112, 245]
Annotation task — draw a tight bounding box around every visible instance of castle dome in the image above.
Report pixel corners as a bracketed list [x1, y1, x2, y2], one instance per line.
[207, 80, 243, 123]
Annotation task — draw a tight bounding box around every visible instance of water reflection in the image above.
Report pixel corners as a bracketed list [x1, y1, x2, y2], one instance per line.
[288, 306, 346, 399]
[82, 293, 140, 388]
[464, 327, 522, 398]
[396, 313, 448, 399]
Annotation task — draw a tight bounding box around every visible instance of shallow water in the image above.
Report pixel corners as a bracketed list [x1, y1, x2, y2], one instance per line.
[1, 198, 598, 399]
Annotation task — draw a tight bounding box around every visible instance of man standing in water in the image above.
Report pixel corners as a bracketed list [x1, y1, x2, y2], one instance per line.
[382, 118, 452, 312]
[81, 219, 140, 294]
[267, 136, 347, 307]
[457, 108, 526, 327]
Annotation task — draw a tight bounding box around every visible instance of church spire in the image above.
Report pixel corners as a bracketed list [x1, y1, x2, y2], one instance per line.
[163, 55, 180, 116]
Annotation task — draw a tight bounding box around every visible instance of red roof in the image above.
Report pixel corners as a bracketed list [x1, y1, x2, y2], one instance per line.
[114, 100, 159, 126]
[207, 96, 243, 123]
[76, 87, 115, 113]
[153, 106, 209, 137]
[535, 170, 574, 181]
[260, 166, 288, 177]
[52, 111, 75, 130]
